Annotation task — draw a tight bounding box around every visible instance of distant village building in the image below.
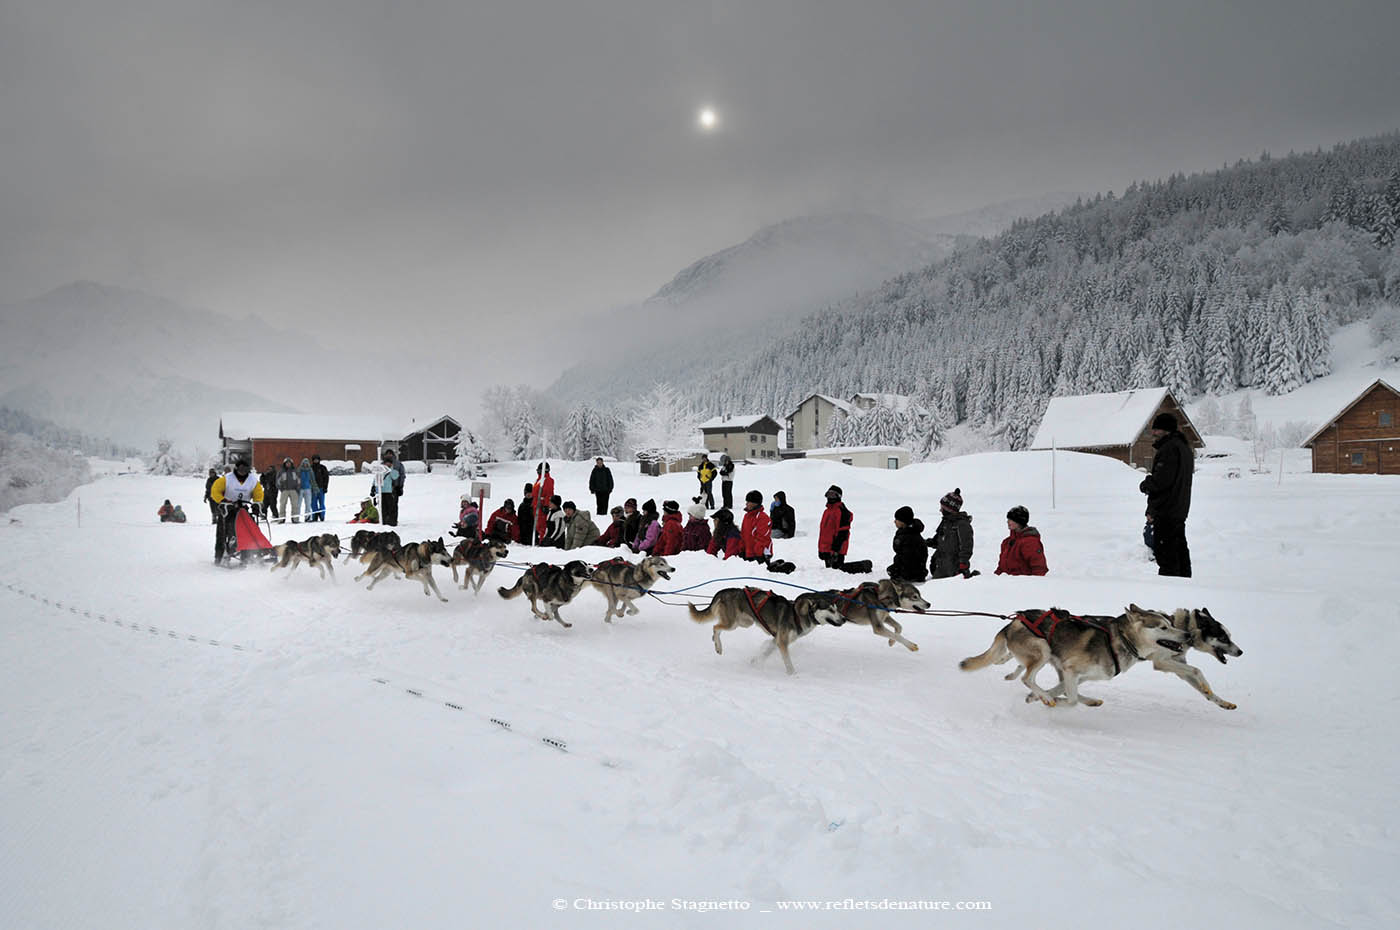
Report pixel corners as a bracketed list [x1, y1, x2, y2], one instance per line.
[804, 445, 911, 470]
[399, 415, 461, 463]
[219, 412, 402, 471]
[849, 392, 917, 414]
[785, 394, 853, 450]
[698, 415, 783, 461]
[1302, 379, 1400, 474]
[636, 448, 710, 477]
[1029, 388, 1203, 467]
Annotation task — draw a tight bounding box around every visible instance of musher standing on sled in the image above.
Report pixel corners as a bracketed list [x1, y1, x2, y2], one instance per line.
[209, 458, 265, 565]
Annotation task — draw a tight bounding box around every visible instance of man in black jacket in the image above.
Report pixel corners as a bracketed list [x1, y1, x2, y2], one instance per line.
[588, 457, 614, 515]
[1139, 412, 1194, 577]
[310, 455, 330, 522]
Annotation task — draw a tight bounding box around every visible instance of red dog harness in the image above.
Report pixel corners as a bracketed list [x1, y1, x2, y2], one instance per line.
[744, 587, 777, 637]
[1016, 607, 1122, 675]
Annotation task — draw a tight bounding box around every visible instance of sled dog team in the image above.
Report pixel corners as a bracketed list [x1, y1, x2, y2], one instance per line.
[271, 527, 1243, 709]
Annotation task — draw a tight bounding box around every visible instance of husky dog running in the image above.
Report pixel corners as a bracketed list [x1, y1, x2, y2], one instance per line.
[587, 555, 674, 623]
[269, 533, 341, 581]
[450, 539, 510, 593]
[355, 538, 453, 601]
[343, 529, 401, 564]
[820, 578, 929, 652]
[959, 604, 1204, 707]
[971, 604, 1244, 709]
[688, 587, 847, 675]
[497, 560, 592, 628]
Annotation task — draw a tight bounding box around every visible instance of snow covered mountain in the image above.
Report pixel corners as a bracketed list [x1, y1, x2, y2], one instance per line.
[645, 212, 950, 313]
[548, 202, 1078, 409]
[0, 282, 378, 452]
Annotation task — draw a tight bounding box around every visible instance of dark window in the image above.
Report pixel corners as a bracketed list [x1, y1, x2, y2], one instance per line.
[1381, 411, 1393, 427]
[1351, 452, 1365, 466]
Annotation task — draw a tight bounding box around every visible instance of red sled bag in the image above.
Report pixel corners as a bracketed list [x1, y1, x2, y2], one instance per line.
[234, 508, 274, 553]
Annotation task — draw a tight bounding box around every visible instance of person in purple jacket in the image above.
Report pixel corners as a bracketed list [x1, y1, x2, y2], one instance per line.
[630, 499, 661, 554]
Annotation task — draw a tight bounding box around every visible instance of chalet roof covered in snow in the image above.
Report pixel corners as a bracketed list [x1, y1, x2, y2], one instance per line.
[1029, 388, 1172, 450]
[850, 392, 914, 412]
[400, 414, 460, 437]
[1301, 378, 1400, 447]
[698, 414, 782, 433]
[786, 393, 854, 417]
[220, 412, 403, 442]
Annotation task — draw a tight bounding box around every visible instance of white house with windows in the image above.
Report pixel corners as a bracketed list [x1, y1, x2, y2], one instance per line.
[803, 445, 910, 470]
[785, 393, 854, 450]
[698, 415, 783, 461]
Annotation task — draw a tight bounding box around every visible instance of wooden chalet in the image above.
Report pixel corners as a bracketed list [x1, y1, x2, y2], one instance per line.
[1302, 379, 1400, 474]
[1030, 387, 1203, 467]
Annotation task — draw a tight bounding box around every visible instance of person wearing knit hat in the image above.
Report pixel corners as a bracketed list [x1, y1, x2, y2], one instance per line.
[561, 500, 601, 550]
[1140, 408, 1195, 577]
[818, 485, 853, 569]
[995, 505, 1048, 576]
[887, 505, 928, 582]
[929, 487, 974, 579]
[740, 490, 772, 562]
[683, 501, 713, 552]
[707, 508, 743, 559]
[654, 500, 685, 556]
[621, 497, 640, 548]
[630, 499, 661, 554]
[517, 482, 536, 545]
[598, 505, 627, 548]
[540, 495, 567, 548]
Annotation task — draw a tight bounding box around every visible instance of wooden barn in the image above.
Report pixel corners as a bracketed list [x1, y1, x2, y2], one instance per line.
[219, 412, 401, 472]
[1302, 379, 1400, 474]
[400, 415, 461, 462]
[1029, 387, 1203, 467]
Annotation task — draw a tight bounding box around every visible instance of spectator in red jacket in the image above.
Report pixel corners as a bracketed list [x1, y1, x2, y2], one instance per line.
[818, 485, 853, 569]
[706, 508, 743, 559]
[740, 490, 772, 562]
[597, 506, 627, 547]
[531, 463, 555, 544]
[682, 501, 712, 552]
[654, 500, 684, 556]
[995, 506, 1049, 576]
[487, 499, 519, 542]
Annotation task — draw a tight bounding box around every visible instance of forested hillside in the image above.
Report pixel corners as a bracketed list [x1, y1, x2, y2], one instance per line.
[686, 134, 1400, 451]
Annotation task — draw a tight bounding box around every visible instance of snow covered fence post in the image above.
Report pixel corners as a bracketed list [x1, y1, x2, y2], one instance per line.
[1051, 437, 1057, 510]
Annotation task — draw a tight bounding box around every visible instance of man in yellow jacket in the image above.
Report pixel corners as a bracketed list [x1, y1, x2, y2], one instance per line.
[209, 457, 265, 565]
[696, 455, 717, 509]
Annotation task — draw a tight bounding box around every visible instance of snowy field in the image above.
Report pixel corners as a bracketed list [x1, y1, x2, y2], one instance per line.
[1, 452, 1397, 929]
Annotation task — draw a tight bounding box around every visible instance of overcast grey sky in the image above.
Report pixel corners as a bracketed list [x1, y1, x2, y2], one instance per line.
[3, 0, 1398, 376]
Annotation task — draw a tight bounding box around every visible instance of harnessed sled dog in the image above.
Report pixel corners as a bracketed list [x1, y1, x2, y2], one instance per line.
[343, 529, 401, 564]
[449, 539, 510, 593]
[270, 533, 341, 580]
[819, 579, 930, 653]
[497, 560, 592, 628]
[354, 537, 453, 601]
[587, 555, 674, 623]
[687, 587, 847, 675]
[960, 604, 1242, 708]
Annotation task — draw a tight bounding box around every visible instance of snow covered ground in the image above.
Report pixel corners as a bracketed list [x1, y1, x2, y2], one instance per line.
[1, 452, 1397, 929]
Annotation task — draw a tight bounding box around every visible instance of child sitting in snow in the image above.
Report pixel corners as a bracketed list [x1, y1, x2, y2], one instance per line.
[453, 495, 481, 539]
[349, 498, 379, 524]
